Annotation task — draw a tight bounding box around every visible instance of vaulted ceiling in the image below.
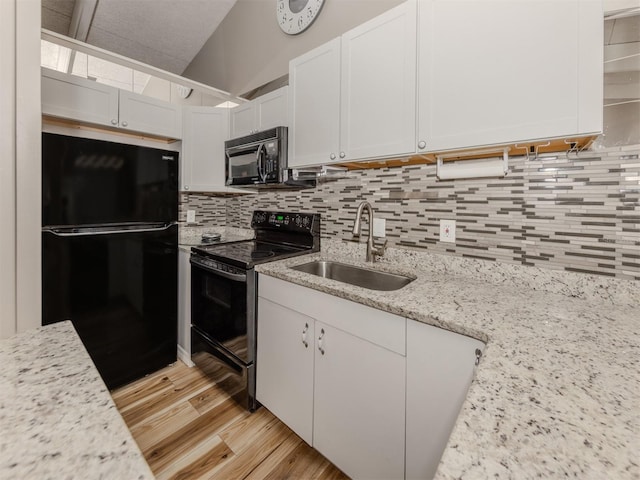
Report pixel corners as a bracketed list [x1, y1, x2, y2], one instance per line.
[41, 0, 237, 75]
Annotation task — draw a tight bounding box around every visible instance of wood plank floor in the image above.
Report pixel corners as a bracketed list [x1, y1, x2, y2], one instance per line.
[111, 360, 349, 480]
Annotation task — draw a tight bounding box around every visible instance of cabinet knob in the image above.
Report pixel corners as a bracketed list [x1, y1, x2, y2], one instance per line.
[318, 328, 325, 355]
[184, 186, 189, 191]
[329, 153, 336, 160]
[339, 152, 345, 159]
[121, 121, 128, 127]
[111, 119, 118, 125]
[418, 140, 426, 149]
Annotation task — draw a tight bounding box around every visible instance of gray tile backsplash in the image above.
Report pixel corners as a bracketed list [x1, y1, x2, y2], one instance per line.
[180, 145, 640, 281]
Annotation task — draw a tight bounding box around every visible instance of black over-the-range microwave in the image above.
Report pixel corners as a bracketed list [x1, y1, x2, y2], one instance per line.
[224, 126, 315, 189]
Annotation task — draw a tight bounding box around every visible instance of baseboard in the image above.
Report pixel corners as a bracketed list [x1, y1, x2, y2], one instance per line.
[177, 344, 194, 367]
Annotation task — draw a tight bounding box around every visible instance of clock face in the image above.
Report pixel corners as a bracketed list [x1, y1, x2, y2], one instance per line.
[277, 0, 325, 35]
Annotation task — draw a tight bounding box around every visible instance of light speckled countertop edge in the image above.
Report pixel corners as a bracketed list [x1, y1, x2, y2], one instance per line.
[0, 321, 155, 480]
[255, 244, 639, 479]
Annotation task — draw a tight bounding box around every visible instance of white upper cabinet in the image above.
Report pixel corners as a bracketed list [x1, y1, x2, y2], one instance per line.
[42, 67, 182, 139]
[229, 86, 289, 139]
[340, 0, 417, 161]
[417, 0, 603, 153]
[289, 0, 417, 168]
[181, 106, 229, 192]
[42, 67, 119, 128]
[289, 38, 342, 167]
[118, 90, 182, 139]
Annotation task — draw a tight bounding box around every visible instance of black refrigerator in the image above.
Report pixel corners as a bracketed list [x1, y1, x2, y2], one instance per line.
[42, 132, 178, 389]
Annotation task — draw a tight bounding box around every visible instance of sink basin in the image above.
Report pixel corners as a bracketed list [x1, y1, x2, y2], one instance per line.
[290, 260, 414, 291]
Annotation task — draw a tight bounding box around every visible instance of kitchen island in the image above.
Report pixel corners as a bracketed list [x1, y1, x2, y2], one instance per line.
[256, 240, 639, 479]
[0, 321, 154, 480]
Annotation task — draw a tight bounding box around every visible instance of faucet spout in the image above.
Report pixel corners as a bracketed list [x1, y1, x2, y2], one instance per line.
[352, 201, 386, 262]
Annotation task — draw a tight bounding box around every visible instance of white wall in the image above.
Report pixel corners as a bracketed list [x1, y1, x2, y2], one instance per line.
[182, 0, 404, 96]
[0, 0, 17, 339]
[0, 0, 42, 339]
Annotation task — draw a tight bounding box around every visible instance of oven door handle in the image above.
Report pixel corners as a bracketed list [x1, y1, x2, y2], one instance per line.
[191, 257, 247, 282]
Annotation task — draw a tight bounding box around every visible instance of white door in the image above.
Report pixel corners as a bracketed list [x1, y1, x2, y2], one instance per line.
[313, 322, 406, 480]
[340, 0, 417, 161]
[181, 107, 229, 192]
[289, 38, 341, 168]
[256, 86, 289, 131]
[417, 0, 596, 152]
[256, 298, 315, 445]
[41, 67, 119, 128]
[119, 90, 182, 139]
[405, 320, 485, 480]
[229, 102, 256, 138]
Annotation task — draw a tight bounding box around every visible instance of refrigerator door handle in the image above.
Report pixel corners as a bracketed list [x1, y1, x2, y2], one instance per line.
[43, 223, 176, 237]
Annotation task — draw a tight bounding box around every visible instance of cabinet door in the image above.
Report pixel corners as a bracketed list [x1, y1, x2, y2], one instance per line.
[181, 107, 229, 192]
[417, 0, 599, 152]
[256, 298, 314, 445]
[313, 321, 405, 480]
[41, 67, 119, 128]
[118, 90, 182, 139]
[289, 38, 341, 168]
[406, 320, 484, 480]
[229, 102, 256, 138]
[340, 0, 417, 161]
[256, 86, 289, 131]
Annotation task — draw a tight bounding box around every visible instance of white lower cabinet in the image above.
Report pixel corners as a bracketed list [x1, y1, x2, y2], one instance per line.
[405, 320, 484, 479]
[313, 321, 405, 480]
[256, 298, 315, 445]
[257, 275, 405, 479]
[257, 273, 484, 480]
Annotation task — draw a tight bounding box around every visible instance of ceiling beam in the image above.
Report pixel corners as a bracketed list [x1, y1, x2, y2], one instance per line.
[42, 28, 242, 103]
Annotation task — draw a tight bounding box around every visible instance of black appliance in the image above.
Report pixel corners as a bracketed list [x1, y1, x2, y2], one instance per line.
[225, 126, 315, 189]
[190, 210, 320, 411]
[42, 132, 179, 390]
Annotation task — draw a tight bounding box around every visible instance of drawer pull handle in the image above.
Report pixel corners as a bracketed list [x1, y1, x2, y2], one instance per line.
[318, 328, 325, 355]
[302, 323, 309, 348]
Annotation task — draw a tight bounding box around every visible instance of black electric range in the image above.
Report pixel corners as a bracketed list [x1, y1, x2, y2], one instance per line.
[190, 210, 320, 411]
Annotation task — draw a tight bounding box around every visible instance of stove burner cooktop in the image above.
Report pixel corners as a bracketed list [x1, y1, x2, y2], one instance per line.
[192, 240, 307, 268]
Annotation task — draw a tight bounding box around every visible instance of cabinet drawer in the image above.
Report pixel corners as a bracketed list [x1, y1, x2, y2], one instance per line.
[258, 274, 405, 355]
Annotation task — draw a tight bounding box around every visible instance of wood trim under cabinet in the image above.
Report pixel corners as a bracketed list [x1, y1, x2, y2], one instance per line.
[42, 115, 179, 144]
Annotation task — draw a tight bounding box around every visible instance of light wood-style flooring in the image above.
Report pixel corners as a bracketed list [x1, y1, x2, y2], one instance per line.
[111, 360, 349, 480]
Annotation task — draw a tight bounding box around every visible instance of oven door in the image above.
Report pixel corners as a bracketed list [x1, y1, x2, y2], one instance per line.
[190, 256, 255, 364]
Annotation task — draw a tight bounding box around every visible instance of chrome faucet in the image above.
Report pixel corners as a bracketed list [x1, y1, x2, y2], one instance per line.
[352, 201, 387, 262]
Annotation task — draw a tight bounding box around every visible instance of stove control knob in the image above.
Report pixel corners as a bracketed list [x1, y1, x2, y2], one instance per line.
[303, 216, 310, 228]
[284, 216, 290, 225]
[295, 215, 302, 227]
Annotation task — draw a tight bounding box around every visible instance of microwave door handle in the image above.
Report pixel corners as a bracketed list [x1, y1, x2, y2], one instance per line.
[256, 143, 266, 182]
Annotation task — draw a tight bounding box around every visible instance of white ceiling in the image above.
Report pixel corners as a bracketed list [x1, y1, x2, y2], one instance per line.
[41, 0, 237, 75]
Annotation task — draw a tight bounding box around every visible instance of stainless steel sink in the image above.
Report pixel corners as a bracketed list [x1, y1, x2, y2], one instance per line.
[290, 260, 414, 291]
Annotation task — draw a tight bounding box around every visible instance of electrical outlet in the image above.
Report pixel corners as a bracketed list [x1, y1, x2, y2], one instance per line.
[439, 219, 456, 243]
[373, 218, 386, 237]
[186, 210, 196, 224]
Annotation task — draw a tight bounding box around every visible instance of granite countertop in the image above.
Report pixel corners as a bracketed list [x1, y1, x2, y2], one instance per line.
[0, 321, 154, 480]
[255, 240, 639, 479]
[178, 226, 253, 251]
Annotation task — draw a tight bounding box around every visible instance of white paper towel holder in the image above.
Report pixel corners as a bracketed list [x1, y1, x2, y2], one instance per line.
[436, 147, 509, 180]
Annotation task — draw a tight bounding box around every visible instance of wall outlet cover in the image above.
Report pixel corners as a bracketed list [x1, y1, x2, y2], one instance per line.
[186, 210, 196, 223]
[440, 219, 456, 243]
[373, 218, 386, 237]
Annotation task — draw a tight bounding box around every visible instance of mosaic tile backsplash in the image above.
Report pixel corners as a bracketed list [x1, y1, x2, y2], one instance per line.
[180, 145, 640, 281]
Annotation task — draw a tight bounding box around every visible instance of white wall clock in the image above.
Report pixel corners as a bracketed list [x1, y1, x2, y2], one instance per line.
[277, 0, 325, 35]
